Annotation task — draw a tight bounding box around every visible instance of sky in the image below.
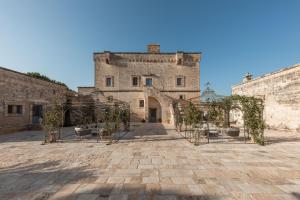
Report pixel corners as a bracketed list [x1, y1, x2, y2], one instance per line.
[0, 0, 300, 95]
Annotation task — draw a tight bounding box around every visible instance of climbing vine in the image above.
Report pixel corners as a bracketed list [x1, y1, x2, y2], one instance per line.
[174, 95, 265, 145]
[184, 102, 202, 127]
[233, 95, 265, 145]
[220, 95, 265, 145]
[173, 102, 183, 131]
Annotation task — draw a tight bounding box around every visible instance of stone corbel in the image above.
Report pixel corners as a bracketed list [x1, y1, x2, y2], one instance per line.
[194, 54, 201, 62]
[176, 52, 184, 65]
[104, 51, 111, 64]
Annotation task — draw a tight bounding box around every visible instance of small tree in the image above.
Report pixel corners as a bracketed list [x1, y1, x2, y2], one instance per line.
[173, 102, 184, 131]
[120, 106, 130, 131]
[184, 102, 202, 127]
[43, 103, 63, 143]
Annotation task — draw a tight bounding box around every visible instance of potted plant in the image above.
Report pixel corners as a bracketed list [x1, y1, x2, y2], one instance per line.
[43, 104, 62, 143]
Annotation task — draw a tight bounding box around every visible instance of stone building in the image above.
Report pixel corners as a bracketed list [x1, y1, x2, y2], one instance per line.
[232, 63, 300, 131]
[78, 44, 201, 123]
[0, 67, 70, 133]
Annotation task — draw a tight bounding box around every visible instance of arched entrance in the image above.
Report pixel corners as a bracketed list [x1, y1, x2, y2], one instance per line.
[148, 96, 162, 123]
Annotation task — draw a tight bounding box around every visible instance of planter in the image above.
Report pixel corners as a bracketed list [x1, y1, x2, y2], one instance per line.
[49, 131, 57, 143]
[251, 135, 255, 143]
[101, 129, 112, 140]
[223, 127, 240, 137]
[75, 127, 92, 136]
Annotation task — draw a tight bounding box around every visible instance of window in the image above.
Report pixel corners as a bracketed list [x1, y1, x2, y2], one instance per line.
[32, 105, 43, 124]
[176, 76, 185, 87]
[132, 76, 139, 87]
[179, 95, 185, 100]
[146, 78, 153, 86]
[107, 96, 113, 102]
[16, 105, 22, 114]
[8, 105, 13, 114]
[106, 76, 113, 87]
[139, 100, 144, 108]
[177, 58, 182, 65]
[7, 105, 23, 114]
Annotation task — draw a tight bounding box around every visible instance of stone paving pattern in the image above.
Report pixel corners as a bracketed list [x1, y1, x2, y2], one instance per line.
[0, 123, 300, 200]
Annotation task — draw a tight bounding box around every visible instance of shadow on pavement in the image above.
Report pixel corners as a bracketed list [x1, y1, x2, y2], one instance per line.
[0, 160, 94, 200]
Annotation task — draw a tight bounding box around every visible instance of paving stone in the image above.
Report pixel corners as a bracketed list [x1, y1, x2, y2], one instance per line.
[75, 184, 98, 194]
[1, 123, 300, 200]
[143, 177, 159, 184]
[76, 193, 99, 200]
[107, 177, 125, 184]
[108, 194, 128, 200]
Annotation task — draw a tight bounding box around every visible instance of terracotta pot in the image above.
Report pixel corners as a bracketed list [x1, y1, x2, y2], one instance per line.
[49, 131, 57, 143]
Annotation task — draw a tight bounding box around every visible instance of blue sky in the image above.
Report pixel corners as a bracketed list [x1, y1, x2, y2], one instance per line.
[0, 0, 299, 94]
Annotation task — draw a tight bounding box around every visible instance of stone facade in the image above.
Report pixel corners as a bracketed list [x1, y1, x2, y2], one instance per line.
[78, 44, 201, 123]
[232, 63, 300, 131]
[0, 67, 70, 133]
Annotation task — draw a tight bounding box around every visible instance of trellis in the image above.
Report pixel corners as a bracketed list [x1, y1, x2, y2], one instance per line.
[173, 95, 265, 145]
[42, 100, 130, 144]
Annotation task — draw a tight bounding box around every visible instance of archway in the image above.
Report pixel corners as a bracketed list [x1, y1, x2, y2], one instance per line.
[148, 96, 162, 123]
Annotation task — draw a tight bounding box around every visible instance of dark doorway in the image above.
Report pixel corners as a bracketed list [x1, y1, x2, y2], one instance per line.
[32, 105, 43, 124]
[149, 108, 157, 122]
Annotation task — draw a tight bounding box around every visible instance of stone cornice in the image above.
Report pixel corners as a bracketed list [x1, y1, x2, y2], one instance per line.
[92, 89, 200, 93]
[232, 63, 300, 89]
[93, 52, 201, 64]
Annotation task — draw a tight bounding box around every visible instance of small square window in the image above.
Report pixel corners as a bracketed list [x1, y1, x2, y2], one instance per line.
[177, 78, 182, 86]
[132, 76, 139, 87]
[139, 100, 144, 108]
[106, 77, 113, 87]
[179, 95, 185, 100]
[146, 78, 152, 86]
[16, 105, 23, 114]
[176, 76, 185, 87]
[107, 96, 113, 102]
[8, 105, 13, 114]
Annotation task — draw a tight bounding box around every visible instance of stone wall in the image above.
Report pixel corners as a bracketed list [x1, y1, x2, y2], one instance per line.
[78, 87, 95, 96]
[232, 63, 300, 131]
[85, 49, 201, 123]
[94, 52, 200, 92]
[0, 67, 69, 133]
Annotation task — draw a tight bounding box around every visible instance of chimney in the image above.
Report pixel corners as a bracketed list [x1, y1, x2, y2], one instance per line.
[243, 72, 253, 83]
[147, 44, 160, 53]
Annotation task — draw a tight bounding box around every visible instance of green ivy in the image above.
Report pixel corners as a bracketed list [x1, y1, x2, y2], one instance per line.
[222, 95, 265, 145]
[27, 72, 68, 88]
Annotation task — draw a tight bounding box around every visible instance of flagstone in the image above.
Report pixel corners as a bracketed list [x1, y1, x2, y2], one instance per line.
[76, 194, 99, 200]
[107, 177, 125, 184]
[1, 123, 300, 199]
[143, 177, 159, 184]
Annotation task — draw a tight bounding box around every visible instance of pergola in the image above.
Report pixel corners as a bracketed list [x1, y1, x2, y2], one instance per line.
[42, 99, 130, 144]
[173, 94, 265, 145]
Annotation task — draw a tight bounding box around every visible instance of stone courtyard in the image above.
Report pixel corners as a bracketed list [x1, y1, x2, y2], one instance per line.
[0, 123, 300, 200]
